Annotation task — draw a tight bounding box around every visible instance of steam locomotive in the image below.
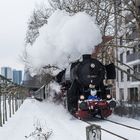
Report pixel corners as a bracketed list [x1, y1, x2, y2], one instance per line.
[56, 54, 116, 119]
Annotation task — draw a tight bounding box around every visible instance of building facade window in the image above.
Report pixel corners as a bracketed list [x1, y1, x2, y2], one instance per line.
[120, 71, 124, 82]
[120, 36, 123, 45]
[138, 64, 140, 72]
[126, 50, 130, 56]
[133, 45, 136, 53]
[120, 52, 123, 64]
[128, 88, 138, 102]
[133, 65, 137, 73]
[138, 44, 140, 52]
[127, 69, 130, 81]
[119, 88, 124, 101]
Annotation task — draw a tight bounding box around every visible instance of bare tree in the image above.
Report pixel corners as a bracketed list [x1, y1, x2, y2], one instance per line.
[25, 7, 53, 46]
[25, 0, 116, 46]
[48, 0, 115, 35]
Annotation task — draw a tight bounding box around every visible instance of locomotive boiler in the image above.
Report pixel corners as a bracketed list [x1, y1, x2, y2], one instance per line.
[57, 54, 116, 120]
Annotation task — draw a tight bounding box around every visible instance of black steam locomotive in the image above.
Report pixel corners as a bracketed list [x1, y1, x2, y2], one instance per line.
[56, 54, 116, 119]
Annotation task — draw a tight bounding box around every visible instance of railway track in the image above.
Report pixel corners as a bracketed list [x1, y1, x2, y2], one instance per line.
[92, 116, 140, 131]
[83, 116, 140, 140]
[85, 121, 129, 140]
[103, 118, 140, 131]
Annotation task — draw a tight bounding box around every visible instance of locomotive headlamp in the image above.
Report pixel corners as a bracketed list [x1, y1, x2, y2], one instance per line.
[79, 101, 88, 110]
[106, 94, 112, 99]
[90, 63, 95, 68]
[80, 95, 85, 100]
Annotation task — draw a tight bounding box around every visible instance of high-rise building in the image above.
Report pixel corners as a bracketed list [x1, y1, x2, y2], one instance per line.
[1, 67, 12, 80]
[13, 70, 22, 85]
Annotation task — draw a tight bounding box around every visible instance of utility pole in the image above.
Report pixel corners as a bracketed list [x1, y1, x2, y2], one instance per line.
[114, 0, 119, 84]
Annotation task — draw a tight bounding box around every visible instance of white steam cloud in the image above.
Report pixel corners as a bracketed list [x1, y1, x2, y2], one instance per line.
[26, 10, 102, 74]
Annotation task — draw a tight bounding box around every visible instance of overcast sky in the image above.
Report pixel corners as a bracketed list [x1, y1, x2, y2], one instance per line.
[0, 0, 47, 71]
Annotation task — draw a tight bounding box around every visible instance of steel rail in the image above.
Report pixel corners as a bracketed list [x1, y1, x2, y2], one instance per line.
[93, 116, 140, 131]
[104, 118, 140, 131]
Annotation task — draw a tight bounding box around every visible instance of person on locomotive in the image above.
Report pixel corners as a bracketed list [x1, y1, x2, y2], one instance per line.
[88, 84, 100, 100]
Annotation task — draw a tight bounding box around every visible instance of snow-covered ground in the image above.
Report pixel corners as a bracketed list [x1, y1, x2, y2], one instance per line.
[0, 99, 87, 140]
[0, 98, 140, 140]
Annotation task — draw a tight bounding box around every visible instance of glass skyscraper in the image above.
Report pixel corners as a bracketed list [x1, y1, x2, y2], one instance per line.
[13, 70, 22, 85]
[1, 67, 12, 80]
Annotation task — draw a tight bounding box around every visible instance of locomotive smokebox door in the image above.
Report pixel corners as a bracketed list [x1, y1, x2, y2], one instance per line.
[86, 124, 101, 140]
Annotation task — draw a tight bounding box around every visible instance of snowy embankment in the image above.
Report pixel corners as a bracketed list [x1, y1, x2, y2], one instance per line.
[0, 98, 140, 140]
[0, 99, 87, 140]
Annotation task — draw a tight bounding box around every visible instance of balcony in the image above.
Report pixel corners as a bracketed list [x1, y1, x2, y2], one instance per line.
[132, 73, 140, 81]
[126, 52, 140, 64]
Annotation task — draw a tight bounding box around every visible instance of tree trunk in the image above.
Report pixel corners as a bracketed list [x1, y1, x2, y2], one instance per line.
[8, 94, 11, 118]
[12, 94, 15, 115]
[0, 95, 2, 127]
[4, 93, 7, 121]
[3, 94, 5, 124]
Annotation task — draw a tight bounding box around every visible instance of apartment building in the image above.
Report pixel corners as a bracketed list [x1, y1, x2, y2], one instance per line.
[116, 0, 140, 102]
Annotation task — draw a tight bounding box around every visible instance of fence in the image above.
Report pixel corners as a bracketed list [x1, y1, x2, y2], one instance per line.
[0, 75, 27, 127]
[114, 100, 140, 118]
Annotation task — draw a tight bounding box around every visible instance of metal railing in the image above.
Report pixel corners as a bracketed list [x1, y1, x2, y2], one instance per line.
[114, 100, 140, 118]
[0, 75, 27, 127]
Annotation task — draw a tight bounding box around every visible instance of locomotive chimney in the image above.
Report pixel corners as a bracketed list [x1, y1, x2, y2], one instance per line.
[82, 54, 91, 60]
